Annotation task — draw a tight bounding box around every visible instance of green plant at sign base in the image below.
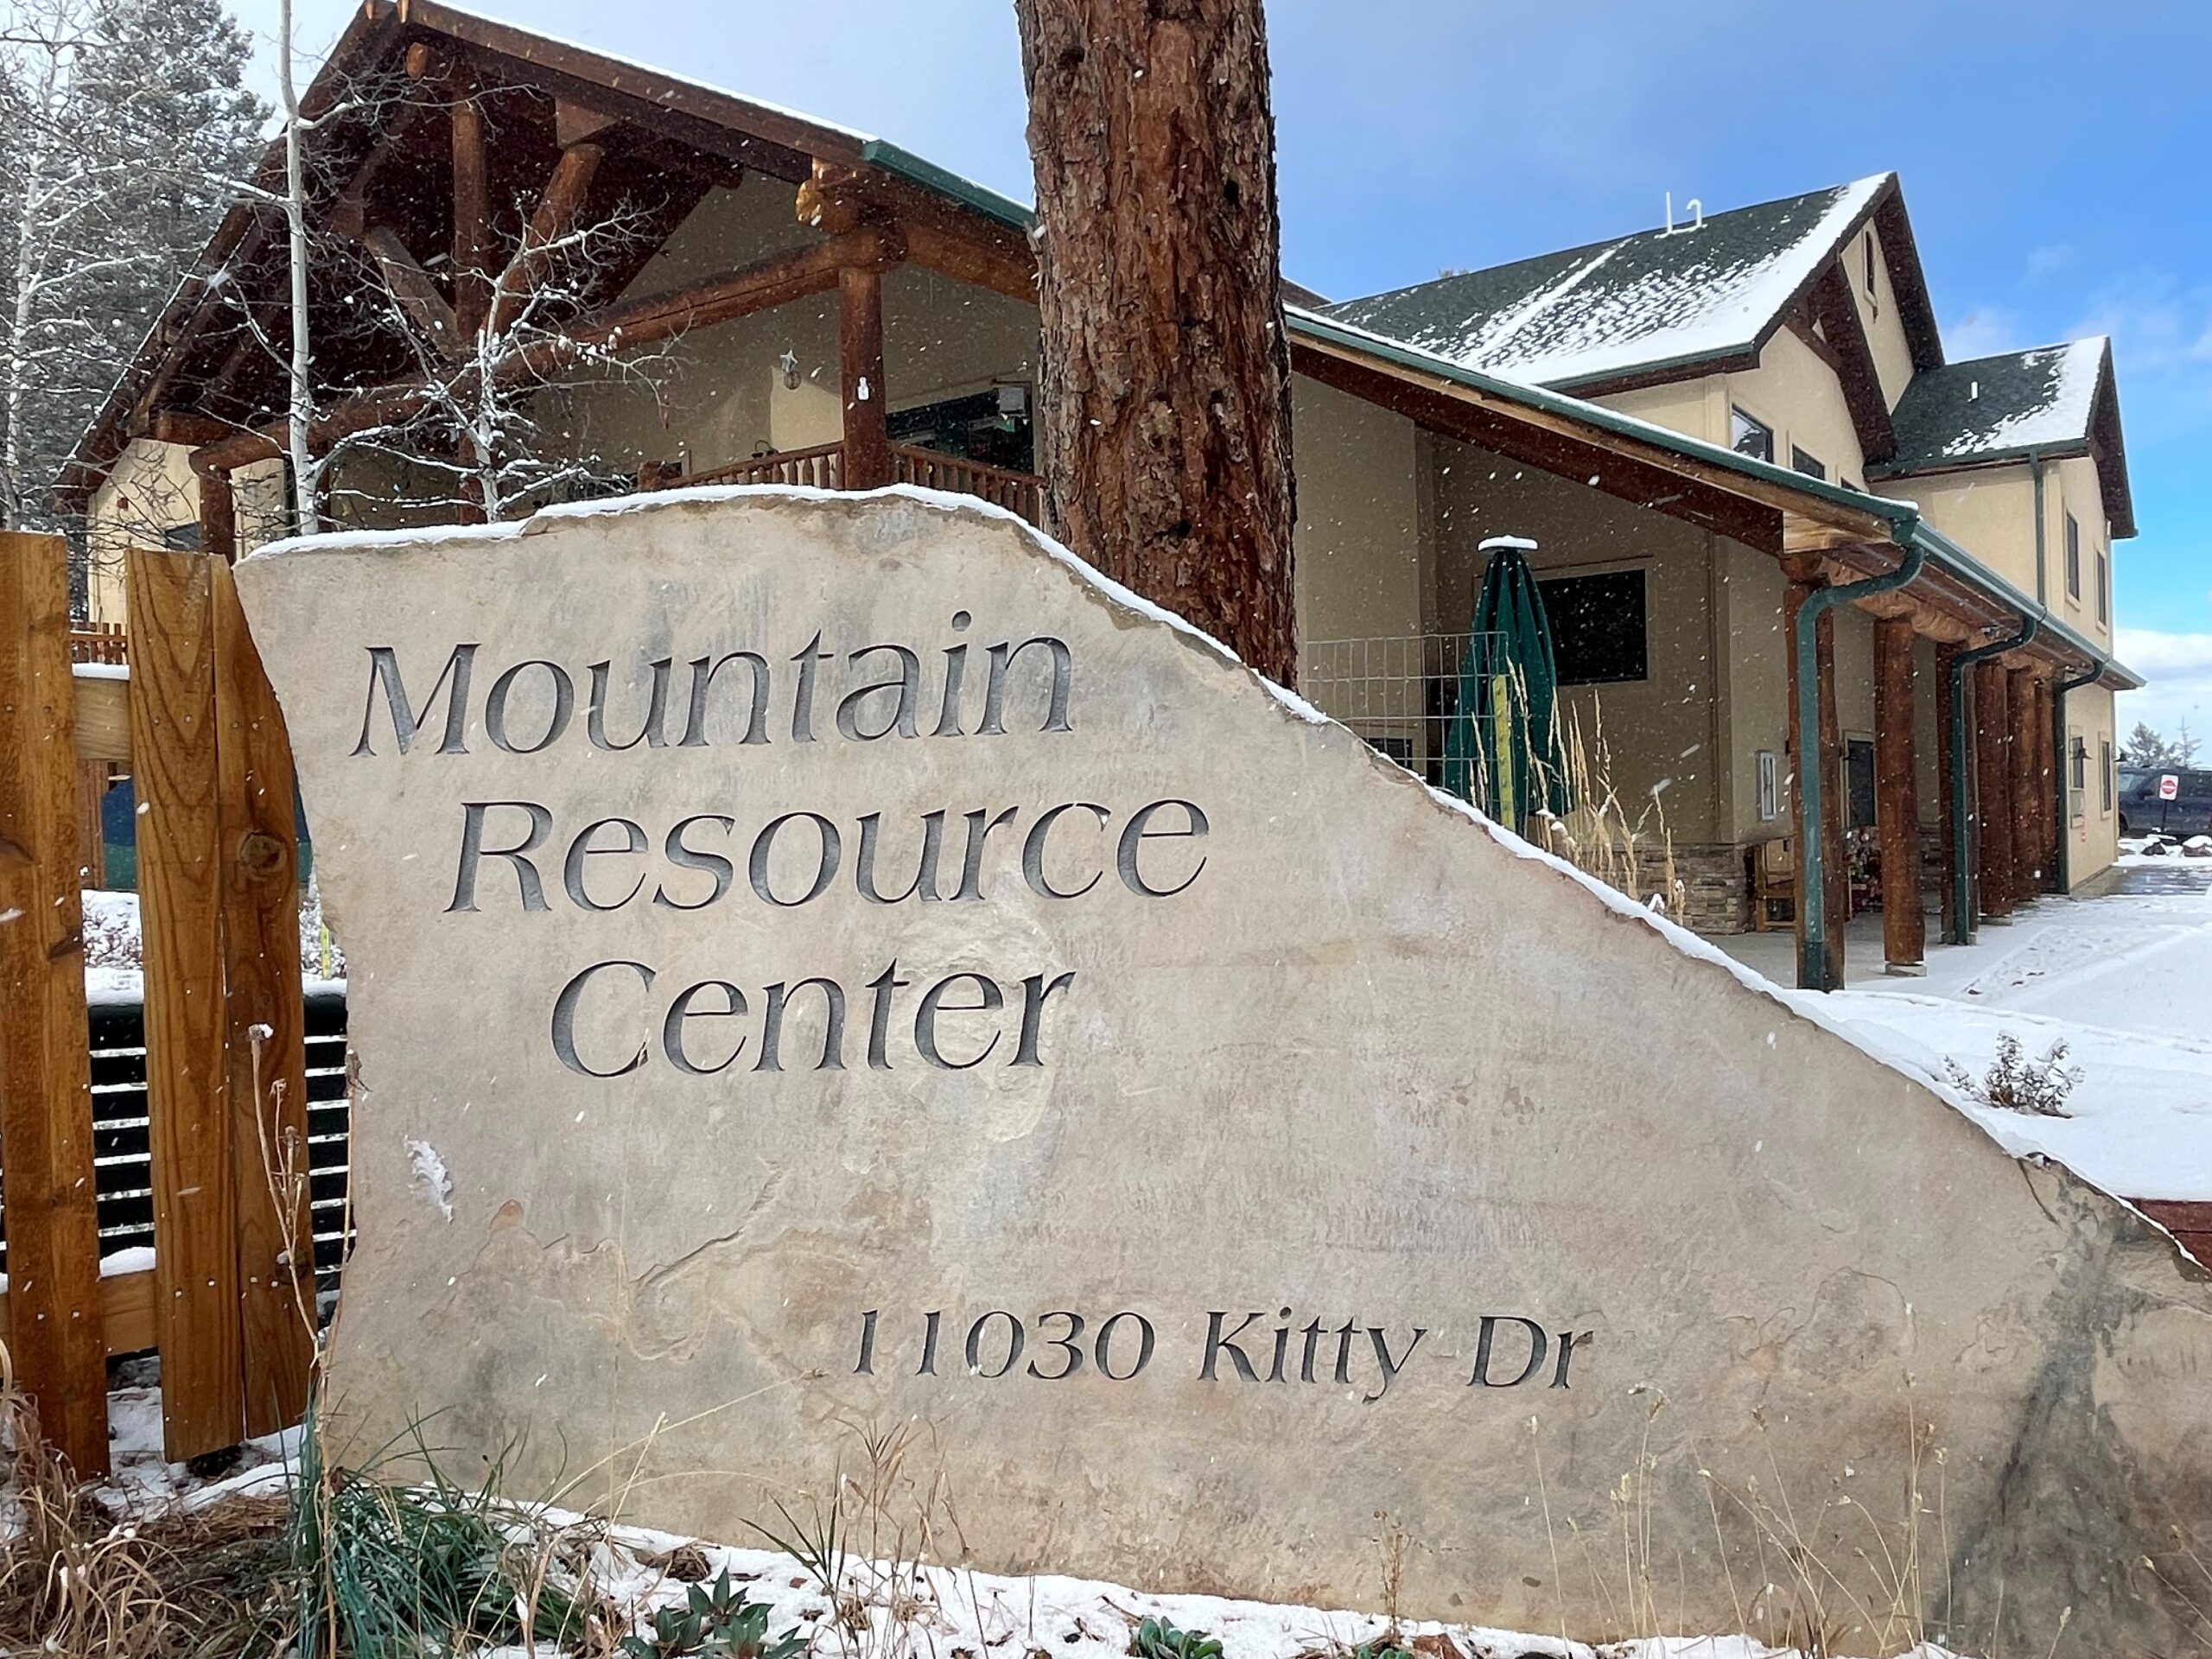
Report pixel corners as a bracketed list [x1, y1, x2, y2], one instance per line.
[1348, 1643, 1414, 1659]
[619, 1567, 810, 1659]
[1131, 1616, 1225, 1659]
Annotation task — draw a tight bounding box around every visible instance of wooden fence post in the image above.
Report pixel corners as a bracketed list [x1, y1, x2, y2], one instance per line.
[211, 562, 314, 1435]
[127, 547, 245, 1460]
[0, 532, 112, 1476]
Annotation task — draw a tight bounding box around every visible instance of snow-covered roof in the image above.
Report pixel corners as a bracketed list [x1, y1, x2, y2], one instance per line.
[1320, 176, 1896, 390]
[1885, 339, 2109, 467]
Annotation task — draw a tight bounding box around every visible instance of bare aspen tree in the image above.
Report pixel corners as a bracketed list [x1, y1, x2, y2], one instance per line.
[1015, 0, 1299, 684]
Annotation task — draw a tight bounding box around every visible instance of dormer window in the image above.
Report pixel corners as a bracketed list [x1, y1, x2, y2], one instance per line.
[1730, 407, 1773, 461]
[1864, 232, 1878, 315]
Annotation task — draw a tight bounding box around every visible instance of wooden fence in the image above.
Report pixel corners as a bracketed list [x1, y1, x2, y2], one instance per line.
[0, 533, 315, 1472]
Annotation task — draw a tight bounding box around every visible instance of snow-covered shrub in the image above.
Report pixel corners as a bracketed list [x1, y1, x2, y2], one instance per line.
[79, 892, 142, 969]
[1944, 1033, 2081, 1117]
[300, 874, 346, 979]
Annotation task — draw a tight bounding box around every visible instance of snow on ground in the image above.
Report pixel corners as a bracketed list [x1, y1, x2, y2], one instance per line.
[80, 885, 345, 1004]
[1720, 851, 2212, 1202]
[82, 1383, 1954, 1659]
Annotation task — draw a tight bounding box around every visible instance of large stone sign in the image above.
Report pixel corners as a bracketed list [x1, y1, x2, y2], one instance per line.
[238, 490, 2212, 1656]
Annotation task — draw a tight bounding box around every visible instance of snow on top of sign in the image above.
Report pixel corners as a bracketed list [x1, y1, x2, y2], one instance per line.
[72, 659, 127, 681]
[252, 484, 2087, 1198]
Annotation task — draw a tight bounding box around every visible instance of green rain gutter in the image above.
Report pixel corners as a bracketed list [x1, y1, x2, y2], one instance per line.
[1795, 537, 1927, 992]
[1945, 616, 2039, 945]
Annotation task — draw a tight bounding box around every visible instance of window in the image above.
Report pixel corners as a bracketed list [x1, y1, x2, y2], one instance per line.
[1756, 751, 1780, 822]
[1846, 738, 1877, 830]
[2101, 741, 2115, 814]
[886, 386, 1034, 473]
[2070, 735, 2088, 819]
[1864, 232, 1878, 310]
[1789, 446, 1826, 481]
[2095, 550, 2109, 624]
[1538, 569, 1648, 685]
[1730, 407, 1773, 462]
[2065, 513, 2082, 600]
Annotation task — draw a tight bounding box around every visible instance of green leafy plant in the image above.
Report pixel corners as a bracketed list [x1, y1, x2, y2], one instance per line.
[619, 1567, 808, 1659]
[1131, 1616, 1224, 1659]
[1348, 1643, 1414, 1659]
[285, 1405, 597, 1659]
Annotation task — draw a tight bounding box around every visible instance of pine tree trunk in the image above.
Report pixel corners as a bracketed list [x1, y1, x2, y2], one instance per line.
[1015, 0, 1299, 686]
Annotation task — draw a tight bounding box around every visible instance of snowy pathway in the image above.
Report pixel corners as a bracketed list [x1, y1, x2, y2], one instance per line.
[1720, 855, 2212, 1201]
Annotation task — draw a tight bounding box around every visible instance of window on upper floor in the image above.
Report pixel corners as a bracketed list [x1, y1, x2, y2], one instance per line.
[2096, 550, 2109, 624]
[2065, 513, 2082, 600]
[1864, 233, 1878, 316]
[1538, 569, 1648, 685]
[1730, 408, 1773, 462]
[1789, 446, 1826, 481]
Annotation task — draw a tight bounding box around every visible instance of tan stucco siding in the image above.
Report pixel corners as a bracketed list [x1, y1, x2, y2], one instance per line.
[1723, 331, 1868, 488]
[1431, 452, 1724, 844]
[1844, 218, 1917, 410]
[2051, 454, 2114, 647]
[1289, 373, 1424, 645]
[85, 441, 283, 621]
[2065, 683, 2120, 887]
[1720, 538, 1788, 844]
[1879, 466, 2041, 600]
[1595, 381, 1715, 447]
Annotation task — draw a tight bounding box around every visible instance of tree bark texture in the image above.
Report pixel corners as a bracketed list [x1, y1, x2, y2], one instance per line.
[1016, 0, 1299, 685]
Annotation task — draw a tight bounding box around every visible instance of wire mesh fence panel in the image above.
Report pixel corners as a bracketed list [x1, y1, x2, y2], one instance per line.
[1300, 632, 1507, 794]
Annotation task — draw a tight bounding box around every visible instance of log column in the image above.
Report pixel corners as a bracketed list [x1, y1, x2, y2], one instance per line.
[1935, 642, 1960, 941]
[1783, 563, 1847, 988]
[1974, 659, 2017, 920]
[839, 264, 891, 489]
[2009, 665, 2044, 899]
[1873, 617, 1925, 972]
[196, 465, 236, 563]
[2032, 677, 2058, 893]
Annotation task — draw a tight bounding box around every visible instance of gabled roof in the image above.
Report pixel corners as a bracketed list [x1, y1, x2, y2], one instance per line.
[1319, 175, 1942, 396]
[1873, 339, 2135, 537]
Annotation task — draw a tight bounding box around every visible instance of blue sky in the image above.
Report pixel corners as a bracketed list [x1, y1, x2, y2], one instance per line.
[241, 0, 2212, 738]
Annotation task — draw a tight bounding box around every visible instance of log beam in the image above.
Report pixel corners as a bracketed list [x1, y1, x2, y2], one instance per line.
[198, 467, 237, 563]
[1874, 616, 1924, 971]
[486, 137, 607, 338]
[363, 226, 463, 359]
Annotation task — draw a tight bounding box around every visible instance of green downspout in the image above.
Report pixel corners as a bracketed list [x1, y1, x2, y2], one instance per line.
[1795, 538, 1928, 992]
[2031, 455, 2048, 604]
[1945, 617, 2041, 945]
[2051, 661, 2105, 893]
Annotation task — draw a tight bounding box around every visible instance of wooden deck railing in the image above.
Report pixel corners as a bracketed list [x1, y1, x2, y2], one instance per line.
[889, 443, 1043, 525]
[669, 442, 847, 493]
[70, 621, 127, 664]
[645, 442, 1044, 528]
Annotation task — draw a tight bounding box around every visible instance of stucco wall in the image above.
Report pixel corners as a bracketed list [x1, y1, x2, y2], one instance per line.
[2051, 453, 2114, 648]
[1289, 375, 1424, 646]
[2064, 682, 2120, 887]
[1882, 466, 2040, 599]
[1431, 449, 1724, 845]
[86, 441, 284, 622]
[1721, 331, 1869, 487]
[1844, 218, 1918, 410]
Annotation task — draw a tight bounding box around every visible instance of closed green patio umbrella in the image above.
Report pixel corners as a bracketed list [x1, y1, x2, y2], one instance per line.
[1443, 536, 1568, 833]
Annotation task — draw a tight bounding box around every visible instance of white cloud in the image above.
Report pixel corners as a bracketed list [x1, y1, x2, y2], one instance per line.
[2026, 243, 2077, 279]
[2115, 626, 2212, 744]
[1946, 306, 2027, 359]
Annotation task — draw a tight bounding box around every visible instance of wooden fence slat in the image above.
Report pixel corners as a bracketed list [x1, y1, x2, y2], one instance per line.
[126, 548, 244, 1460]
[0, 532, 111, 1476]
[72, 671, 133, 764]
[211, 562, 314, 1435]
